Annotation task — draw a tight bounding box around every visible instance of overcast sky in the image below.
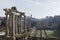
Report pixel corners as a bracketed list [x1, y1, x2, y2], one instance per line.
[0, 0, 60, 18]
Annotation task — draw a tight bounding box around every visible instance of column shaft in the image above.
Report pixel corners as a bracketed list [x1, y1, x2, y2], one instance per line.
[24, 16, 26, 33]
[5, 14, 9, 36]
[12, 14, 15, 37]
[9, 15, 13, 37]
[15, 16, 18, 34]
[18, 15, 21, 33]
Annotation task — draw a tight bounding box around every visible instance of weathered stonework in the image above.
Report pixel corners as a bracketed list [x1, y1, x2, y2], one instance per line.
[3, 7, 26, 40]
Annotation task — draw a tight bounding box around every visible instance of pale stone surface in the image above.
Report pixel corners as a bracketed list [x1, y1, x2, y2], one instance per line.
[0, 32, 5, 36]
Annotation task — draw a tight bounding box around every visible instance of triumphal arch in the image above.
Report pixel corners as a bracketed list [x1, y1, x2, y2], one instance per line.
[3, 7, 26, 40]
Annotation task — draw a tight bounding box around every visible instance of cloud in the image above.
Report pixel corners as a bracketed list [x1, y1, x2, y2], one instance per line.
[23, 0, 60, 18]
[0, 0, 60, 18]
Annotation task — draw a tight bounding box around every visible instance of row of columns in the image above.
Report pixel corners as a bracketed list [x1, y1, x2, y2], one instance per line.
[5, 13, 16, 37]
[3, 7, 26, 40]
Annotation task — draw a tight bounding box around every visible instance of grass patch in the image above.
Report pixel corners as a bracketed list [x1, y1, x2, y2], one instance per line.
[47, 31, 55, 37]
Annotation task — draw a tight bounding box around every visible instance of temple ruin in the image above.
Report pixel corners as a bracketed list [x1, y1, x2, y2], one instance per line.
[3, 7, 26, 40]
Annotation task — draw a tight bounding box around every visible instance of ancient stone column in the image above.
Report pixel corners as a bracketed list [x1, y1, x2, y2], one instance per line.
[12, 14, 15, 40]
[5, 14, 9, 36]
[24, 15, 26, 33]
[23, 15, 26, 40]
[9, 14, 13, 37]
[15, 15, 18, 34]
[18, 15, 21, 34]
[8, 13, 15, 40]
